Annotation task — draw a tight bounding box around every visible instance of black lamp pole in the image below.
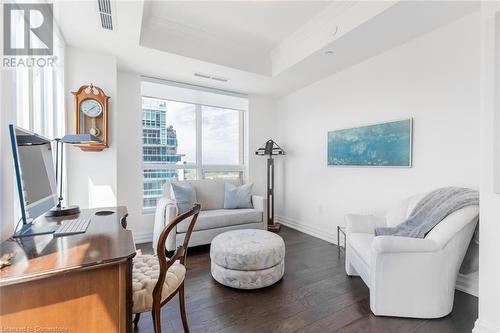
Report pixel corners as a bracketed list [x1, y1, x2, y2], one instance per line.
[256, 140, 285, 232]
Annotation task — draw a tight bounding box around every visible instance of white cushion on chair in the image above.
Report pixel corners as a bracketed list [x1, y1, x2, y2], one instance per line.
[132, 254, 186, 314]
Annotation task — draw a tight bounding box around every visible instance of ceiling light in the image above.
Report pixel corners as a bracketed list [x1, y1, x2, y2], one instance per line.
[325, 50, 334, 55]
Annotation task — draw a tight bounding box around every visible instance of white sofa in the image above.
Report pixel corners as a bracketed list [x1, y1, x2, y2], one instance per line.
[345, 192, 479, 319]
[153, 179, 267, 253]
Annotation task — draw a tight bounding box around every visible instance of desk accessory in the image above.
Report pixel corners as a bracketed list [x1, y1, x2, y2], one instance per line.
[46, 134, 100, 217]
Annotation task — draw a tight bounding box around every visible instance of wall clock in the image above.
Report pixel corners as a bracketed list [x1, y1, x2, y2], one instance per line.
[72, 83, 110, 151]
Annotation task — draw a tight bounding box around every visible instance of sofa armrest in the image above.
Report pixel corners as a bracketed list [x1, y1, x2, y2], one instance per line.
[372, 236, 440, 254]
[252, 195, 268, 227]
[345, 214, 386, 234]
[153, 197, 178, 254]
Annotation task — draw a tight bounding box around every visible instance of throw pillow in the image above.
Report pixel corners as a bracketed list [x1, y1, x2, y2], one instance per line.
[171, 182, 197, 215]
[224, 182, 254, 209]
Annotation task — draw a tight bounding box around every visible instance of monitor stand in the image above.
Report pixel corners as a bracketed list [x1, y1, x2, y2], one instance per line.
[13, 222, 59, 238]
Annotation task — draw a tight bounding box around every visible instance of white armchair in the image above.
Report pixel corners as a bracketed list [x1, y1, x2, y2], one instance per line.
[345, 192, 479, 318]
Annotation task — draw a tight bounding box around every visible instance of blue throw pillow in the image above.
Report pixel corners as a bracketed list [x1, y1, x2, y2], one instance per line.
[224, 183, 254, 209]
[171, 182, 197, 215]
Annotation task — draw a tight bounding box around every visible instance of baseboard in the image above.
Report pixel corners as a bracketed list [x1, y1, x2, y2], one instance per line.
[473, 319, 500, 333]
[276, 215, 337, 245]
[456, 271, 478, 297]
[133, 232, 153, 244]
[276, 214, 478, 297]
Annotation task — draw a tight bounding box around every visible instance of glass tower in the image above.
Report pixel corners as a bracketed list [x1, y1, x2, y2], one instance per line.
[142, 97, 182, 208]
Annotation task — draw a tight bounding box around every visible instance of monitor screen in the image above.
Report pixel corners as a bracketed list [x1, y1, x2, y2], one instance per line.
[10, 125, 58, 224]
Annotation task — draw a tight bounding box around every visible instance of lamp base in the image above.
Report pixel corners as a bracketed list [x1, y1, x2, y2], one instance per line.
[45, 205, 80, 217]
[267, 223, 281, 232]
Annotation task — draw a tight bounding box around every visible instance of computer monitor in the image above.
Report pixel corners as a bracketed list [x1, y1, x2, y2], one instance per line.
[9, 125, 59, 237]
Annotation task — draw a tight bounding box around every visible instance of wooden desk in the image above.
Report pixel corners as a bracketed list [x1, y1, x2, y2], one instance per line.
[0, 207, 136, 333]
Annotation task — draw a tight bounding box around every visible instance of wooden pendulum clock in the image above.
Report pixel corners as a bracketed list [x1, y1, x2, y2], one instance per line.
[72, 83, 110, 151]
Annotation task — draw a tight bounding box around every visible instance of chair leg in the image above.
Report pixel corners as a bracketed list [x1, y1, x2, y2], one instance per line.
[179, 284, 190, 333]
[133, 313, 141, 327]
[152, 306, 162, 333]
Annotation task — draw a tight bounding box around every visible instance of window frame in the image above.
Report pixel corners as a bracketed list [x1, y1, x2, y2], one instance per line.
[141, 97, 246, 213]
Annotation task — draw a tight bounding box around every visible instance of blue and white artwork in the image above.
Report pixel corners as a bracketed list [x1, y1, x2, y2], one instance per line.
[328, 119, 412, 167]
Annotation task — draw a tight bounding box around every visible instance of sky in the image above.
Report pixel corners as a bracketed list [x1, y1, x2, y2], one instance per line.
[160, 100, 240, 165]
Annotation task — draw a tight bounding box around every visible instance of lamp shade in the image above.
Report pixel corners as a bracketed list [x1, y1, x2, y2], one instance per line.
[61, 134, 100, 144]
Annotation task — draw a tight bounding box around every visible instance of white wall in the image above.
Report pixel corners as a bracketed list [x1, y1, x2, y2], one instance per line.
[65, 47, 118, 208]
[116, 71, 145, 238]
[274, 13, 480, 250]
[0, 70, 16, 241]
[474, 3, 500, 333]
[247, 96, 277, 197]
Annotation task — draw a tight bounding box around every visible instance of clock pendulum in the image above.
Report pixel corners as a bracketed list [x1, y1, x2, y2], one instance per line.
[90, 117, 100, 137]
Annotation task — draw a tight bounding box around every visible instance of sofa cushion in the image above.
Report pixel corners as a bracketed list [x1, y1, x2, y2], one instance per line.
[171, 182, 197, 214]
[224, 182, 254, 209]
[347, 233, 374, 267]
[164, 179, 241, 210]
[177, 208, 263, 233]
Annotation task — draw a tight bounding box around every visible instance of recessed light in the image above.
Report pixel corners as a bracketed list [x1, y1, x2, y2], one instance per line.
[325, 50, 334, 55]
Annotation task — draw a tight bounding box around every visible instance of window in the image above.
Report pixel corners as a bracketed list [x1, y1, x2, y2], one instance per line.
[12, 20, 65, 139]
[4, 9, 66, 229]
[201, 105, 243, 165]
[141, 80, 247, 210]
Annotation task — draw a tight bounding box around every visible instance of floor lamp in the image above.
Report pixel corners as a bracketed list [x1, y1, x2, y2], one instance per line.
[255, 140, 285, 232]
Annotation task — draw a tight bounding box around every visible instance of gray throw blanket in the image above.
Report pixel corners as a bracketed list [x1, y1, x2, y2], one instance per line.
[375, 187, 479, 238]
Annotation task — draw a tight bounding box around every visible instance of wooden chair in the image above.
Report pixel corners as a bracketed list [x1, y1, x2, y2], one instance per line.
[132, 203, 201, 333]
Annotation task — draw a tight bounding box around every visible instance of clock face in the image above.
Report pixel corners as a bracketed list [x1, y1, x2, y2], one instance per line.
[80, 99, 103, 118]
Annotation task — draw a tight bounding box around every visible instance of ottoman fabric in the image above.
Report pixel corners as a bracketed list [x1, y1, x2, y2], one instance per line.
[210, 229, 285, 289]
[211, 260, 285, 289]
[210, 229, 285, 270]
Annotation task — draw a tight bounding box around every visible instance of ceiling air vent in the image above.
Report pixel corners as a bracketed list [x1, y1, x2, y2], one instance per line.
[194, 72, 229, 83]
[211, 76, 228, 83]
[98, 0, 113, 30]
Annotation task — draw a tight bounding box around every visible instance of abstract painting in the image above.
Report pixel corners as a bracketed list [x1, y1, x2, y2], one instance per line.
[328, 119, 412, 167]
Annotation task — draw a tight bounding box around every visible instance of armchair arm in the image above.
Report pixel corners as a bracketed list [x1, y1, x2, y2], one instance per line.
[372, 236, 440, 254]
[345, 214, 386, 234]
[153, 197, 178, 254]
[369, 236, 446, 316]
[252, 195, 268, 228]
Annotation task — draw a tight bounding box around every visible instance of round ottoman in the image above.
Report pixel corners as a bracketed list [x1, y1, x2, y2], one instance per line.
[210, 229, 285, 289]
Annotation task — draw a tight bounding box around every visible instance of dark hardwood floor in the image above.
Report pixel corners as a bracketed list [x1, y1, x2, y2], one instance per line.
[135, 226, 477, 333]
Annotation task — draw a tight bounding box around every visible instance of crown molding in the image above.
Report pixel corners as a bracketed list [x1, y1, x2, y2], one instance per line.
[270, 0, 399, 76]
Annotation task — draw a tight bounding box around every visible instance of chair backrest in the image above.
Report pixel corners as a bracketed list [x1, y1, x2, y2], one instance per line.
[385, 192, 427, 227]
[385, 191, 479, 248]
[153, 203, 201, 303]
[425, 205, 479, 247]
[163, 179, 241, 210]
